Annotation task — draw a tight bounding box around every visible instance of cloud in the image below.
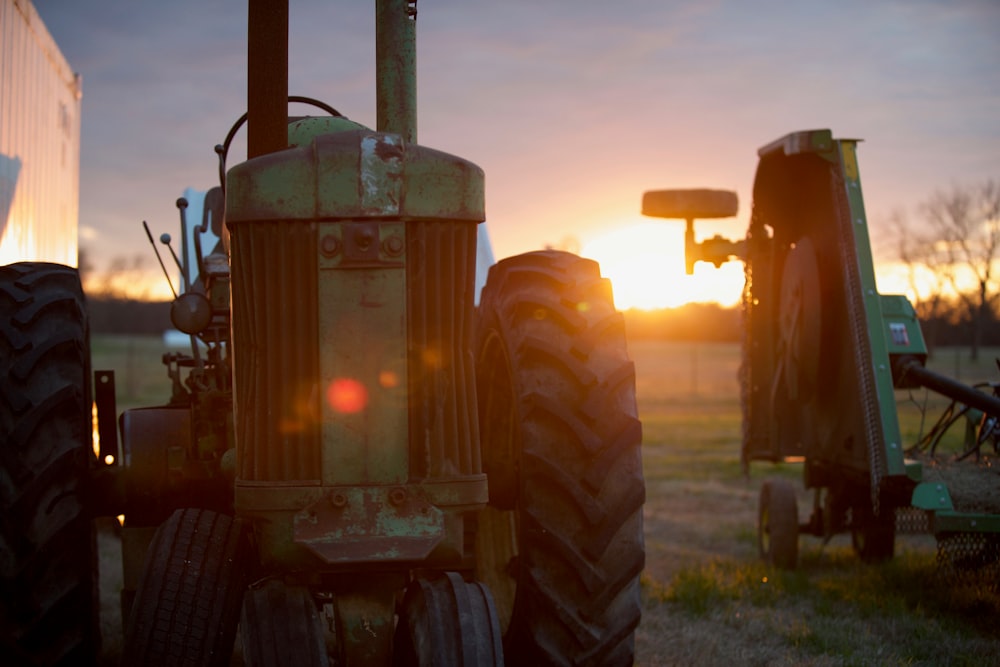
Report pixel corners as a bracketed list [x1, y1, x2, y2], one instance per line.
[32, 0, 1000, 274]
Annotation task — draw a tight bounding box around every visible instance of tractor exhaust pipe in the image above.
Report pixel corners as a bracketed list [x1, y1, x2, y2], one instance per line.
[247, 0, 288, 158]
[246, 1, 415, 152]
[376, 0, 417, 143]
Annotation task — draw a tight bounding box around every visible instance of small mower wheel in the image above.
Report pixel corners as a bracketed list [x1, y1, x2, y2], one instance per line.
[851, 500, 895, 563]
[394, 572, 504, 667]
[122, 508, 249, 666]
[241, 579, 330, 667]
[475, 250, 644, 667]
[0, 262, 97, 666]
[758, 478, 799, 569]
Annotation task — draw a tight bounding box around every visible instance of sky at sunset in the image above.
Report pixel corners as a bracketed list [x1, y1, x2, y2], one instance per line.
[33, 0, 1000, 308]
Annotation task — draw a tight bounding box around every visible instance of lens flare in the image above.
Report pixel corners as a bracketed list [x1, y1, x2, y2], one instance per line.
[379, 370, 399, 388]
[327, 377, 368, 414]
[421, 347, 443, 370]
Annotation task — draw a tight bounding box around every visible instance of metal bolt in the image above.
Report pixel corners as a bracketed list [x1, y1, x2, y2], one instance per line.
[388, 487, 407, 506]
[321, 234, 341, 257]
[331, 492, 348, 508]
[355, 228, 375, 250]
[383, 235, 404, 256]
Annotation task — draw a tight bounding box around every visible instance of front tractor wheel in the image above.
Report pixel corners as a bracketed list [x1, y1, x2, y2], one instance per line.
[241, 580, 330, 667]
[474, 250, 645, 667]
[122, 508, 249, 667]
[394, 572, 504, 666]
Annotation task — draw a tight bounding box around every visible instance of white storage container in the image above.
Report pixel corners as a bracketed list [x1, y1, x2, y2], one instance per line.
[0, 0, 81, 266]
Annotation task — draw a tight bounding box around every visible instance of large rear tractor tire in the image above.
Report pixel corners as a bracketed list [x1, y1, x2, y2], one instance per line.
[474, 250, 645, 667]
[0, 262, 98, 666]
[122, 508, 249, 666]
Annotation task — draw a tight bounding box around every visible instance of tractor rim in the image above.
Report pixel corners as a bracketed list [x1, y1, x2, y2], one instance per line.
[475, 332, 520, 634]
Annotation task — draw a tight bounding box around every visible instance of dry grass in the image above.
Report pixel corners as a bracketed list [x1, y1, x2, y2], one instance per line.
[632, 341, 1000, 666]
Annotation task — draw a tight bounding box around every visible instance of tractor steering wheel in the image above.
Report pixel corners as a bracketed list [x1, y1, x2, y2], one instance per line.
[214, 96, 343, 193]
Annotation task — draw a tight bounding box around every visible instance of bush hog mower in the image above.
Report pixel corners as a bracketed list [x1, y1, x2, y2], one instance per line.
[643, 129, 1000, 580]
[0, 1, 644, 665]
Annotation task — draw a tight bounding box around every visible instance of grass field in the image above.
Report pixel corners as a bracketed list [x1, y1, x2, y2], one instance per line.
[630, 340, 1000, 666]
[90, 334, 177, 410]
[92, 336, 1000, 664]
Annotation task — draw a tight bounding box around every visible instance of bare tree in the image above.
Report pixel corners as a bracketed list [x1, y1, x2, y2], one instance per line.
[908, 180, 1000, 360]
[96, 254, 150, 301]
[889, 209, 950, 351]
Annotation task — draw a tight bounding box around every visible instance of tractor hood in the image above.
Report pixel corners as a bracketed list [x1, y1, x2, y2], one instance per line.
[226, 128, 485, 224]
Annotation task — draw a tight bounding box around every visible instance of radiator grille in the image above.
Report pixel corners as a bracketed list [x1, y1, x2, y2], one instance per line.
[231, 221, 321, 482]
[407, 221, 481, 479]
[231, 219, 481, 484]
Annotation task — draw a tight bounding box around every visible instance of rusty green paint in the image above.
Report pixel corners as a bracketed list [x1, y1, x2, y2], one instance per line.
[226, 128, 484, 223]
[376, 0, 417, 143]
[293, 486, 444, 563]
[227, 0, 486, 580]
[415, 476, 489, 508]
[318, 220, 409, 486]
[287, 115, 370, 147]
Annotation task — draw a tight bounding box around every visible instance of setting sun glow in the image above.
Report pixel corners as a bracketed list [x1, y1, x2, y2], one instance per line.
[581, 222, 745, 310]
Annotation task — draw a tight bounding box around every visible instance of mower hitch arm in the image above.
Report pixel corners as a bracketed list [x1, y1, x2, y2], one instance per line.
[895, 356, 1000, 419]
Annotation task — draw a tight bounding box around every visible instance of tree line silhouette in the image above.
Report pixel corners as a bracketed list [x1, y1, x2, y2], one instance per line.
[82, 277, 1000, 347]
[83, 172, 1000, 352]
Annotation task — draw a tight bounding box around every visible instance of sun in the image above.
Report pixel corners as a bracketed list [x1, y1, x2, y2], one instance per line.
[580, 221, 745, 310]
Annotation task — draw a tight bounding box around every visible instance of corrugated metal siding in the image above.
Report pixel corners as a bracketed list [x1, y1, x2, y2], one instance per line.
[0, 0, 81, 266]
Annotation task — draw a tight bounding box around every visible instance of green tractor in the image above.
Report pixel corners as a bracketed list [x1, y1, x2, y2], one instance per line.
[0, 1, 644, 665]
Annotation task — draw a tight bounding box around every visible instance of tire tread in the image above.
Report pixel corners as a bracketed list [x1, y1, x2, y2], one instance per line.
[477, 251, 644, 667]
